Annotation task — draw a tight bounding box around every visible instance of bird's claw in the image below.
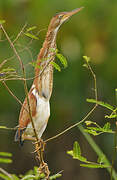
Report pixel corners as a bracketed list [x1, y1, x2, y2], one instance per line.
[39, 162, 50, 179]
[32, 138, 46, 153]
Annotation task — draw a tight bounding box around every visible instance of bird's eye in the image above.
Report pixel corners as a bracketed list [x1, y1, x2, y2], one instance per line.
[58, 15, 63, 19]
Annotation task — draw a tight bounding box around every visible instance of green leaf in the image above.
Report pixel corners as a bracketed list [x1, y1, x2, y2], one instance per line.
[33, 166, 39, 176]
[67, 142, 87, 162]
[49, 173, 62, 180]
[103, 122, 111, 130]
[0, 173, 11, 180]
[0, 158, 12, 164]
[85, 123, 113, 134]
[1, 68, 16, 73]
[83, 56, 90, 63]
[12, 174, 20, 180]
[29, 61, 41, 69]
[82, 63, 88, 68]
[77, 155, 87, 162]
[24, 170, 33, 176]
[105, 114, 117, 119]
[0, 152, 12, 164]
[56, 53, 68, 68]
[86, 99, 114, 111]
[0, 126, 8, 129]
[80, 163, 109, 168]
[24, 33, 39, 40]
[0, 20, 6, 25]
[21, 175, 35, 180]
[87, 127, 102, 131]
[115, 88, 117, 105]
[67, 150, 73, 156]
[49, 48, 58, 53]
[73, 141, 81, 157]
[85, 121, 93, 126]
[26, 26, 37, 32]
[39, 173, 45, 178]
[97, 155, 105, 164]
[51, 62, 61, 71]
[0, 152, 12, 157]
[84, 129, 101, 136]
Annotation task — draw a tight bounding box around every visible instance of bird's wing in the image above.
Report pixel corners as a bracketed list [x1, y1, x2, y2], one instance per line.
[19, 90, 37, 129]
[14, 89, 37, 145]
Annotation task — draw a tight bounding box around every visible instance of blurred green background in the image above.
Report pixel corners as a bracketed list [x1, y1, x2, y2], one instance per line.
[0, 0, 117, 179]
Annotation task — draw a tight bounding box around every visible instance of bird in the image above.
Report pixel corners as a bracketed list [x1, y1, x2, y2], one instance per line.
[15, 7, 83, 145]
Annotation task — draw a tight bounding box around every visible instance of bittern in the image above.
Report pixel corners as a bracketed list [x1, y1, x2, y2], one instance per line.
[15, 7, 83, 145]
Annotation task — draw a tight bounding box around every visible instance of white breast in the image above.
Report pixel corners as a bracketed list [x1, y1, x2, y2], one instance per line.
[25, 87, 50, 138]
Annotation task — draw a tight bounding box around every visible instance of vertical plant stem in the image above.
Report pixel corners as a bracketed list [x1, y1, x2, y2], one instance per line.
[87, 61, 97, 102]
[110, 89, 117, 180]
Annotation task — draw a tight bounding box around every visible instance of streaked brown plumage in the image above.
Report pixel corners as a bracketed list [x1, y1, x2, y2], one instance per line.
[15, 7, 83, 145]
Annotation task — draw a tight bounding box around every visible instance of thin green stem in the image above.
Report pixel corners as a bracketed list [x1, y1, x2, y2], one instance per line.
[110, 89, 117, 180]
[87, 62, 97, 101]
[45, 105, 97, 143]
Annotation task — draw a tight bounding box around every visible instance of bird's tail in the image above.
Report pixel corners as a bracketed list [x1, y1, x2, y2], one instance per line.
[14, 128, 24, 146]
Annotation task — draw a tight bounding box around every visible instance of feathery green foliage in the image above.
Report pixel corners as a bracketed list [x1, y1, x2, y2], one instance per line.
[50, 61, 61, 71]
[24, 26, 39, 40]
[0, 152, 12, 164]
[86, 99, 114, 111]
[67, 141, 109, 169]
[26, 26, 37, 32]
[84, 121, 113, 136]
[0, 164, 62, 180]
[24, 33, 39, 40]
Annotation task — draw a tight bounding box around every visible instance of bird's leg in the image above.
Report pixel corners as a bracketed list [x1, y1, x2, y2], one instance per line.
[33, 138, 46, 153]
[22, 132, 49, 177]
[35, 138, 46, 151]
[38, 162, 50, 180]
[34, 139, 46, 168]
[33, 139, 50, 179]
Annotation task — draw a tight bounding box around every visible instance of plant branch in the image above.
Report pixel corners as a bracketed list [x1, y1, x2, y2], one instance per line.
[2, 81, 29, 113]
[13, 23, 27, 44]
[87, 60, 97, 101]
[45, 105, 97, 143]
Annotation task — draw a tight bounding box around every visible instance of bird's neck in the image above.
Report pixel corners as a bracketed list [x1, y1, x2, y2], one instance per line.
[34, 27, 59, 100]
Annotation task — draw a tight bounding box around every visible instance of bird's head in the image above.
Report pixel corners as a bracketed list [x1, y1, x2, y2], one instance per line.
[48, 7, 84, 32]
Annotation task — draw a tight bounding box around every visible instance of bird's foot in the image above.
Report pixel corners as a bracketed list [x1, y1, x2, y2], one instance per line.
[38, 162, 50, 180]
[33, 138, 46, 153]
